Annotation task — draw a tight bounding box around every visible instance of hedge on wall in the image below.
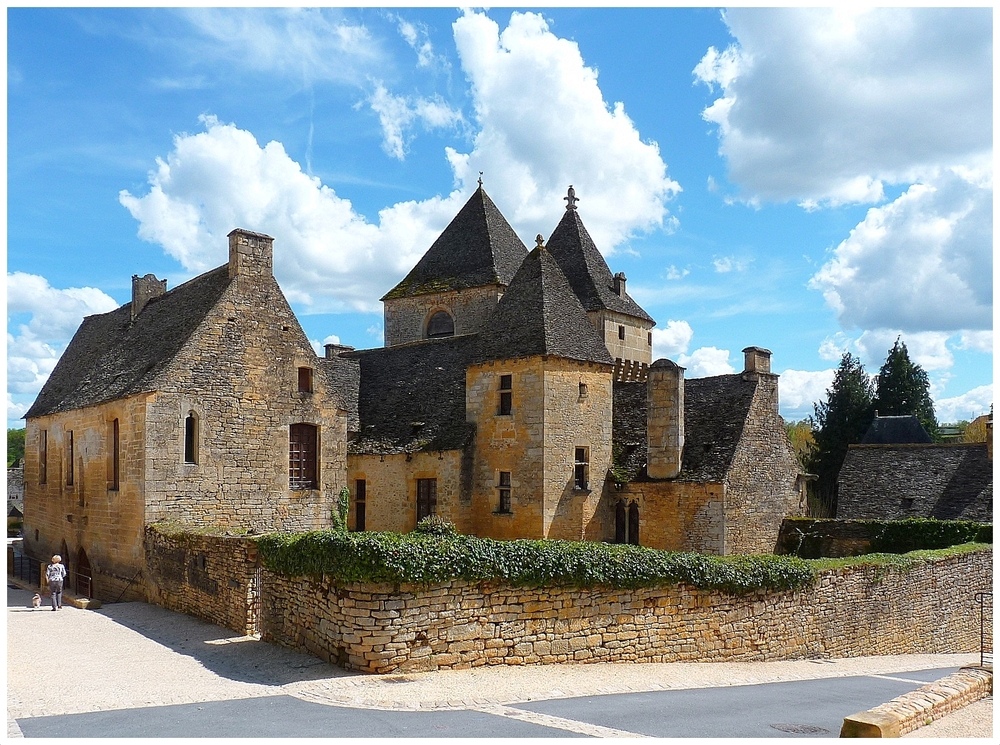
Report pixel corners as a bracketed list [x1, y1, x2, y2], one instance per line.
[255, 529, 820, 595]
[779, 517, 992, 557]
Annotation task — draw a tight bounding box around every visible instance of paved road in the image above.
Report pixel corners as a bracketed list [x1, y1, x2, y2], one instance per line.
[6, 583, 990, 738]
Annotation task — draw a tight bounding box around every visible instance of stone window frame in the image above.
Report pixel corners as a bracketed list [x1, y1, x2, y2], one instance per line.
[183, 410, 200, 465]
[289, 423, 319, 490]
[65, 430, 74, 486]
[416, 477, 437, 522]
[108, 420, 120, 492]
[39, 429, 47, 485]
[354, 478, 367, 531]
[425, 308, 455, 339]
[614, 499, 640, 545]
[648, 331, 653, 347]
[578, 381, 588, 400]
[618, 324, 626, 340]
[497, 374, 513, 416]
[496, 471, 512, 514]
[297, 366, 314, 393]
[574, 446, 590, 491]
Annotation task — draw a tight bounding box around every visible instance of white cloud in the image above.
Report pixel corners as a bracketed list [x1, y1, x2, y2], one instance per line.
[448, 10, 679, 251]
[777, 368, 835, 420]
[695, 8, 991, 206]
[712, 256, 750, 274]
[810, 169, 991, 334]
[177, 8, 384, 87]
[368, 83, 464, 160]
[956, 331, 992, 354]
[118, 115, 465, 313]
[678, 347, 735, 378]
[6, 273, 120, 422]
[665, 265, 689, 281]
[395, 16, 442, 69]
[650, 320, 693, 361]
[934, 384, 993, 423]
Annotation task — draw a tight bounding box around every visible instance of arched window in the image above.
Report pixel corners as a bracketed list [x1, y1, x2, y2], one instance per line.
[615, 500, 640, 545]
[628, 501, 640, 545]
[184, 411, 199, 464]
[426, 310, 455, 338]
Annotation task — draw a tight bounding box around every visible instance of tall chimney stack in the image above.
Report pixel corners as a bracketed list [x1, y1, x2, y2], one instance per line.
[228, 228, 274, 279]
[646, 358, 685, 479]
[131, 273, 167, 319]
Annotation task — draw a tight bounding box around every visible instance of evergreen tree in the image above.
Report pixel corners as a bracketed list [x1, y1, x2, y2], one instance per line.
[7, 428, 25, 467]
[873, 338, 938, 437]
[807, 353, 874, 516]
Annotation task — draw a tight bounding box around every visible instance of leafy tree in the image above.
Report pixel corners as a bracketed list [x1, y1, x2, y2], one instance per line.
[784, 420, 815, 471]
[7, 429, 25, 468]
[807, 353, 874, 517]
[872, 338, 938, 437]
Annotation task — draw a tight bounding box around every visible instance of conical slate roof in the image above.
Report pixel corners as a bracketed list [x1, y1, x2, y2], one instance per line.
[381, 185, 528, 300]
[546, 207, 654, 323]
[478, 244, 613, 365]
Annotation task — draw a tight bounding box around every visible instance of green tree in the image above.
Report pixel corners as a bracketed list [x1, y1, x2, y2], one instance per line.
[7, 428, 25, 468]
[785, 420, 815, 471]
[872, 338, 938, 437]
[807, 353, 874, 517]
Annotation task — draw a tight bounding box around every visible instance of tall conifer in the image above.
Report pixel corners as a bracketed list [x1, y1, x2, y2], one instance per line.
[808, 353, 874, 516]
[873, 338, 938, 437]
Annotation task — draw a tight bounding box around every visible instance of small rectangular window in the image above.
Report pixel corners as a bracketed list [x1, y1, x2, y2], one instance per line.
[574, 447, 589, 490]
[184, 412, 199, 464]
[498, 471, 511, 513]
[648, 331, 653, 346]
[578, 381, 588, 399]
[416, 478, 437, 521]
[355, 479, 367, 531]
[498, 374, 512, 416]
[618, 325, 626, 340]
[65, 431, 74, 486]
[298, 367, 314, 393]
[110, 419, 120, 491]
[289, 423, 318, 489]
[39, 429, 47, 485]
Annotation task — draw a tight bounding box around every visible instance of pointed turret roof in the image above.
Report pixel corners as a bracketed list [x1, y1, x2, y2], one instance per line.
[382, 185, 528, 301]
[546, 195, 654, 323]
[478, 241, 613, 365]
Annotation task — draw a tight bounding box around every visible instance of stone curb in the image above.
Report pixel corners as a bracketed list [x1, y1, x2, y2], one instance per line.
[6, 574, 102, 610]
[841, 666, 992, 737]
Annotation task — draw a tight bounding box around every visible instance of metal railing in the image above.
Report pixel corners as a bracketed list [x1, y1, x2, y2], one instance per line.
[974, 591, 992, 667]
[9, 546, 40, 587]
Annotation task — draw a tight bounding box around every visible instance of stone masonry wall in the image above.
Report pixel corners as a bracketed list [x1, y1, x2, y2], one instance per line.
[383, 286, 502, 347]
[723, 373, 805, 554]
[144, 527, 259, 635]
[591, 309, 653, 368]
[613, 480, 725, 553]
[259, 548, 991, 674]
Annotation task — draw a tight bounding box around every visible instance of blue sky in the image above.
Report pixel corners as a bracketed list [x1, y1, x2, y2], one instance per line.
[6, 7, 993, 430]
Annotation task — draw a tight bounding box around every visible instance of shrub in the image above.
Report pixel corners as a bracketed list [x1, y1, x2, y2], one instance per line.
[413, 515, 458, 537]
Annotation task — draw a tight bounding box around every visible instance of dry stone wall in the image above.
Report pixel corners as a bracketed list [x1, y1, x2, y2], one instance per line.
[259, 548, 991, 674]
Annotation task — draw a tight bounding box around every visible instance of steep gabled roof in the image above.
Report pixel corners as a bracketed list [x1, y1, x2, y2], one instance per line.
[381, 186, 528, 301]
[546, 207, 654, 323]
[477, 245, 614, 365]
[318, 353, 360, 434]
[838, 443, 992, 521]
[861, 415, 933, 444]
[612, 374, 758, 482]
[25, 266, 233, 419]
[346, 335, 480, 455]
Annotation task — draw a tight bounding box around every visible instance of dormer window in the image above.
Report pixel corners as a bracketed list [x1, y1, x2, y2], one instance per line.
[298, 367, 313, 393]
[426, 310, 455, 338]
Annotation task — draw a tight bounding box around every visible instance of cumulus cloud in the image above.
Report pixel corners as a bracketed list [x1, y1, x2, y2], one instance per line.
[778, 368, 835, 420]
[678, 347, 735, 378]
[650, 320, 694, 361]
[394, 16, 443, 70]
[712, 256, 750, 274]
[695, 7, 991, 206]
[809, 169, 991, 334]
[7, 273, 119, 423]
[448, 10, 679, 250]
[935, 384, 994, 423]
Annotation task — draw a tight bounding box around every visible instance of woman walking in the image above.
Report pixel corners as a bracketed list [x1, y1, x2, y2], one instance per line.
[46, 555, 67, 611]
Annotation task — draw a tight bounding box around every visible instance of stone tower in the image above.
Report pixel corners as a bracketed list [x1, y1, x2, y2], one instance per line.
[545, 186, 655, 380]
[381, 183, 528, 346]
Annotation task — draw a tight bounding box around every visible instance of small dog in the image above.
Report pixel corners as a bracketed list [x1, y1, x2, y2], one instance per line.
[31, 594, 41, 609]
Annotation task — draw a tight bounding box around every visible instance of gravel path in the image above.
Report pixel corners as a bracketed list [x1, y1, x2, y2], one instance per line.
[6, 584, 991, 737]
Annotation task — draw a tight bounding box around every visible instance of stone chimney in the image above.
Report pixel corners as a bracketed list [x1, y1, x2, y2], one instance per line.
[646, 358, 685, 479]
[742, 346, 772, 375]
[613, 272, 627, 298]
[325, 343, 356, 358]
[228, 228, 274, 279]
[131, 273, 167, 319]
